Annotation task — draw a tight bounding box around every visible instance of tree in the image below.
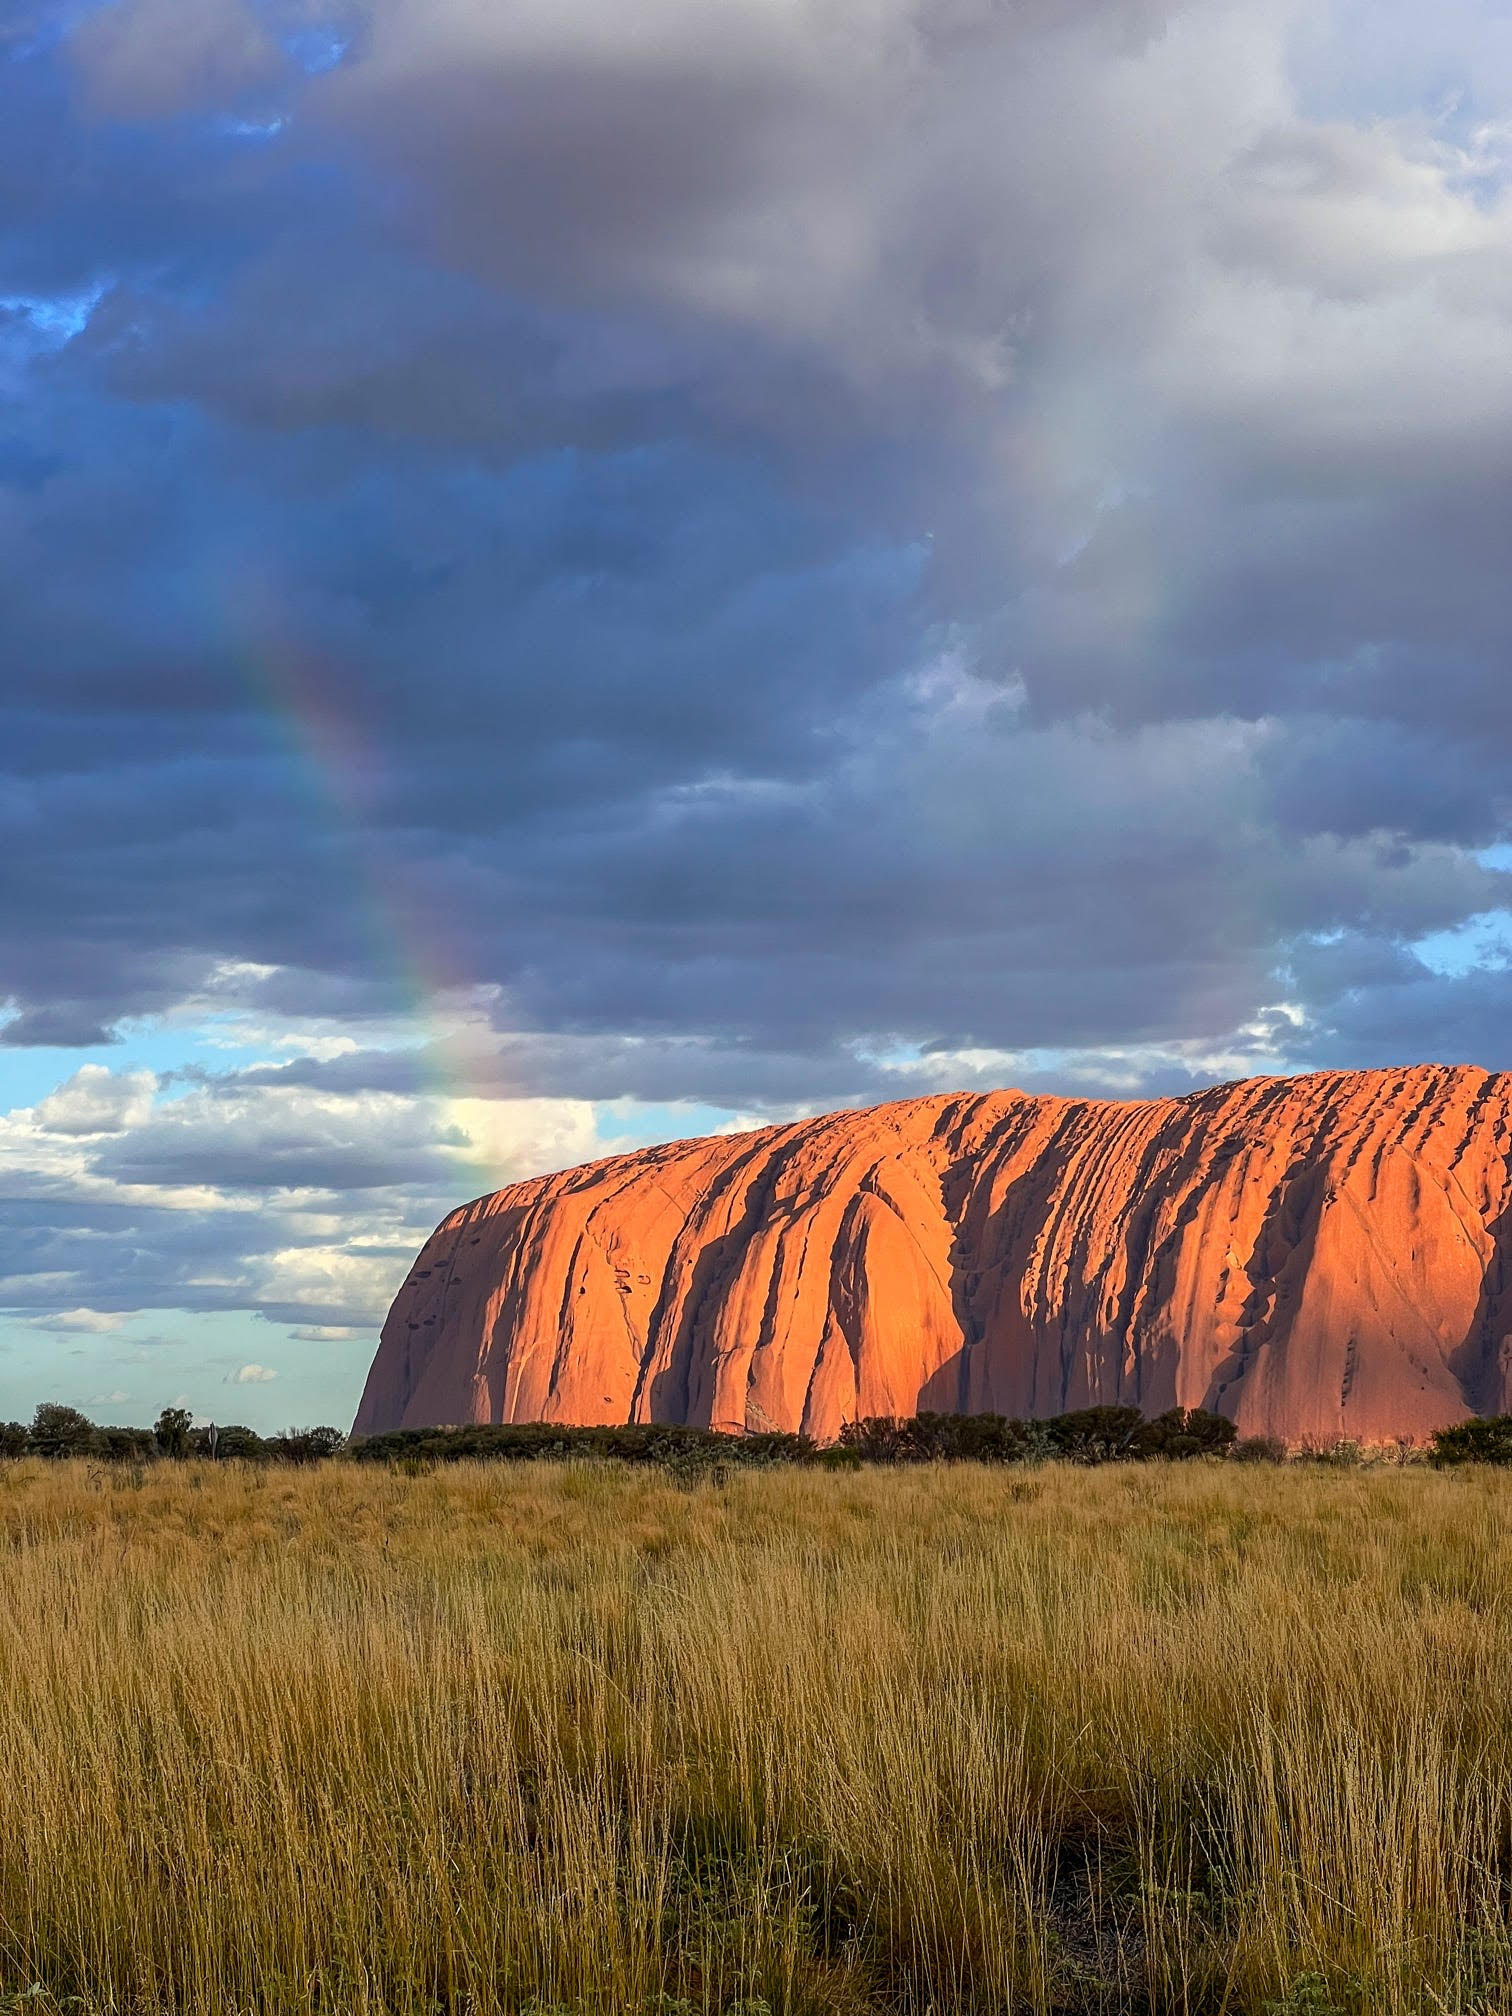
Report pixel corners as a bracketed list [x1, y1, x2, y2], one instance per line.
[208, 1424, 268, 1462]
[1431, 1415, 1512, 1465]
[29, 1403, 98, 1460]
[1134, 1406, 1239, 1460]
[95, 1426, 157, 1463]
[265, 1426, 346, 1465]
[154, 1406, 193, 1459]
[1044, 1406, 1146, 1464]
[187, 1422, 268, 1461]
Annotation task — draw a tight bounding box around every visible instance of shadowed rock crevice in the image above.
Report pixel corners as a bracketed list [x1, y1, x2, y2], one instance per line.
[354, 1066, 1512, 1444]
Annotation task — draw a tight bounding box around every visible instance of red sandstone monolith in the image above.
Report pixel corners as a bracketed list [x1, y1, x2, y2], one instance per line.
[354, 1065, 1512, 1444]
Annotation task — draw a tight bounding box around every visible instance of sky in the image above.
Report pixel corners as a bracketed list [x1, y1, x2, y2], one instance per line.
[3, 0, 1512, 1431]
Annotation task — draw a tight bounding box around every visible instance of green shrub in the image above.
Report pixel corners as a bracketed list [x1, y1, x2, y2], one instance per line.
[1043, 1405, 1147, 1463]
[1233, 1434, 1287, 1464]
[203, 1424, 269, 1462]
[1133, 1406, 1239, 1460]
[94, 1426, 157, 1463]
[264, 1426, 346, 1465]
[1263, 1973, 1348, 2015]
[1310, 1438, 1363, 1468]
[1431, 1414, 1512, 1465]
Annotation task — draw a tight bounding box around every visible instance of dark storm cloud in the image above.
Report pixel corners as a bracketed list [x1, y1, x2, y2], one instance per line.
[4, 0, 1512, 1120]
[0, 1004, 117, 1047]
[1286, 949, 1512, 1078]
[179, 1032, 898, 1112]
[93, 1125, 459, 1196]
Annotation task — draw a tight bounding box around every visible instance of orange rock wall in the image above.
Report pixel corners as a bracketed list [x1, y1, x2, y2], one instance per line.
[353, 1066, 1512, 1444]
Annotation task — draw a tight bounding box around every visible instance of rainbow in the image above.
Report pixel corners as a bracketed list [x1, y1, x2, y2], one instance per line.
[230, 574, 510, 1197]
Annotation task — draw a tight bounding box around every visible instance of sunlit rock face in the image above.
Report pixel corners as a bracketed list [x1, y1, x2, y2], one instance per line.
[354, 1066, 1512, 1445]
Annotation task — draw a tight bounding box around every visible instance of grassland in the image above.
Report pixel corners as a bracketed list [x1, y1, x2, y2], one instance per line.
[0, 1458, 1508, 2015]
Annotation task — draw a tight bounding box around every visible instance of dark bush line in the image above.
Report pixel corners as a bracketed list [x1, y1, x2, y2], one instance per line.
[335, 1408, 1512, 1469]
[838, 1404, 1239, 1465]
[0, 1403, 346, 1466]
[345, 1421, 815, 1471]
[348, 1405, 1240, 1470]
[7, 1398, 1510, 1469]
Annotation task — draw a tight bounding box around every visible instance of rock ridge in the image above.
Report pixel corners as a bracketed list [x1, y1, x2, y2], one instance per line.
[354, 1065, 1512, 1444]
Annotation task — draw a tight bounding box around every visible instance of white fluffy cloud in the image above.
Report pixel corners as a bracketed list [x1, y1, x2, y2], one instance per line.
[35, 1065, 157, 1137]
[29, 1307, 128, 1334]
[0, 1023, 603, 1332]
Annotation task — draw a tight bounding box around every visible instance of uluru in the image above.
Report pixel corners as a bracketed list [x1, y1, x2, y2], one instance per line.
[354, 1064, 1512, 1446]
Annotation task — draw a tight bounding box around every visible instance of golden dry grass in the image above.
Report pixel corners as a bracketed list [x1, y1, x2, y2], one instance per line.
[0, 1456, 1508, 2014]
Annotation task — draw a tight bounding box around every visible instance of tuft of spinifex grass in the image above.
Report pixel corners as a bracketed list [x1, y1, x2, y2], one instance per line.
[0, 1457, 1508, 2013]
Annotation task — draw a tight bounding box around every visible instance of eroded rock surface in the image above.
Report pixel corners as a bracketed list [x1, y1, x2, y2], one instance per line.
[354, 1066, 1512, 1443]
